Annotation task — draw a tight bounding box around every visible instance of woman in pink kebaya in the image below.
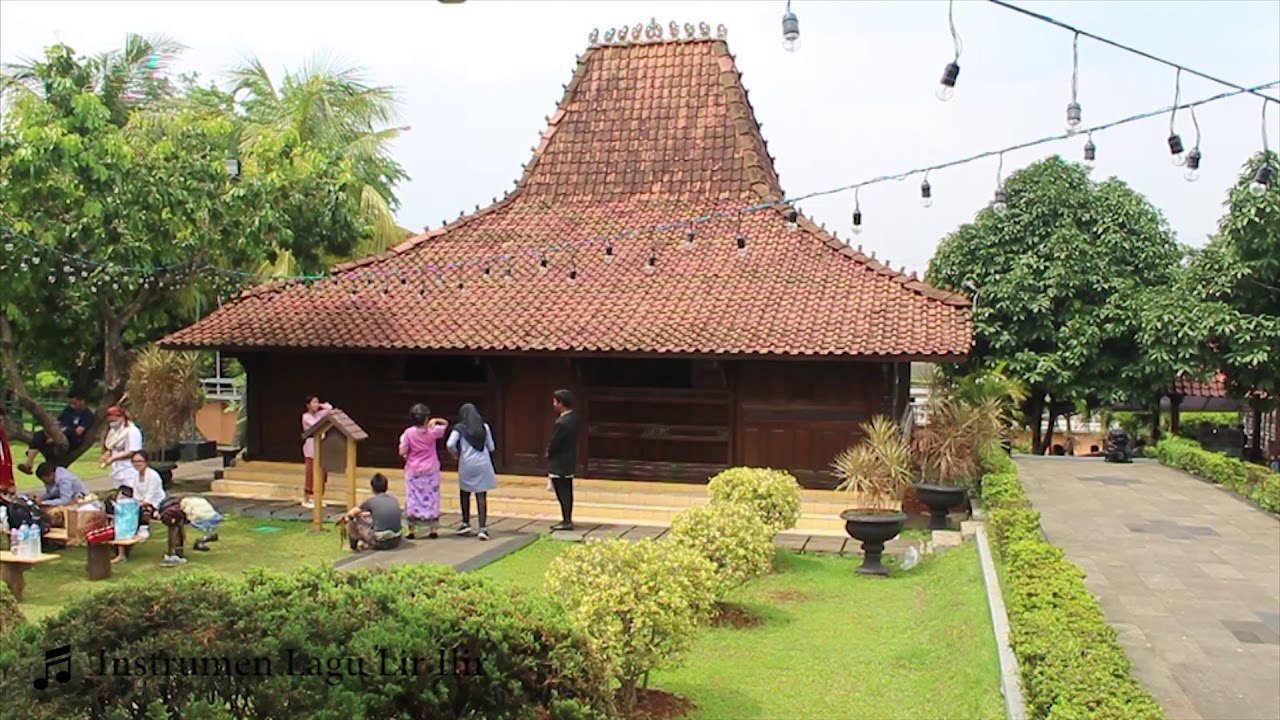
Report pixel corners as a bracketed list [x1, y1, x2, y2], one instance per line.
[398, 403, 449, 538]
[301, 395, 332, 509]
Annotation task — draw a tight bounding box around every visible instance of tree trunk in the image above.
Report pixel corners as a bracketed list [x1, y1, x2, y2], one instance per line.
[0, 308, 63, 448]
[1250, 398, 1264, 463]
[1169, 395, 1183, 436]
[1027, 393, 1045, 453]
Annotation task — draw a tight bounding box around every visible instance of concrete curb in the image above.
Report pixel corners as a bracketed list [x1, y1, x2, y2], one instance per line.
[975, 525, 1027, 720]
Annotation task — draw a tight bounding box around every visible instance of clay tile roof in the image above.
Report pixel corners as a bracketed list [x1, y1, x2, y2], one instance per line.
[1169, 373, 1229, 398]
[160, 26, 972, 359]
[301, 408, 369, 441]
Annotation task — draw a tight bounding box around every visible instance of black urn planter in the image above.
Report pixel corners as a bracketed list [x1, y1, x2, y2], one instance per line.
[914, 483, 969, 530]
[151, 461, 177, 490]
[839, 510, 907, 576]
[179, 439, 217, 462]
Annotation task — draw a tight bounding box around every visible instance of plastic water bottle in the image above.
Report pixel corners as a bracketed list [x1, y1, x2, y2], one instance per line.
[8, 527, 17, 554]
[29, 524, 41, 557]
[17, 522, 30, 558]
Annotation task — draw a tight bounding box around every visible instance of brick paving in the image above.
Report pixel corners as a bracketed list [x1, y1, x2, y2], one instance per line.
[1017, 456, 1280, 720]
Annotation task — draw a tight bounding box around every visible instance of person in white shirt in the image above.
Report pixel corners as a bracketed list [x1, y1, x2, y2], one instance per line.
[99, 406, 143, 490]
[127, 450, 166, 515]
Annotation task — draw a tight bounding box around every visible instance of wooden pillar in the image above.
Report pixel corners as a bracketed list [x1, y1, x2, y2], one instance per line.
[346, 436, 357, 510]
[1169, 394, 1183, 435]
[311, 429, 326, 532]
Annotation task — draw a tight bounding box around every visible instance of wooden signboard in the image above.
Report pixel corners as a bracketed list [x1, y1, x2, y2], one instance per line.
[301, 409, 369, 531]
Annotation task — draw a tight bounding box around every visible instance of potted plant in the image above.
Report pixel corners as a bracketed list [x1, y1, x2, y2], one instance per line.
[125, 346, 204, 474]
[911, 367, 1024, 529]
[831, 415, 915, 576]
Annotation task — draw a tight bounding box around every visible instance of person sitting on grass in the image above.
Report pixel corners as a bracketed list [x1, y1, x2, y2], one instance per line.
[35, 462, 89, 507]
[344, 473, 403, 552]
[158, 495, 223, 567]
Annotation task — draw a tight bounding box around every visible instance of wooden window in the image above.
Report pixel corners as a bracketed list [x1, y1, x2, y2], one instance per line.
[403, 356, 487, 384]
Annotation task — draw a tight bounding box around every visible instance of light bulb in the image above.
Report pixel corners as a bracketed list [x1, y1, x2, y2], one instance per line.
[1249, 166, 1273, 196]
[31, 256, 40, 265]
[736, 235, 748, 257]
[644, 254, 657, 274]
[1168, 133, 1186, 167]
[851, 209, 863, 234]
[2, 242, 12, 252]
[1065, 102, 1082, 134]
[920, 180, 933, 208]
[1183, 148, 1202, 182]
[603, 243, 614, 264]
[683, 229, 695, 250]
[937, 62, 960, 102]
[568, 269, 578, 285]
[1083, 139, 1096, 170]
[503, 268, 513, 284]
[538, 257, 549, 275]
[786, 210, 798, 233]
[991, 188, 1007, 215]
[47, 275, 56, 283]
[781, 11, 800, 52]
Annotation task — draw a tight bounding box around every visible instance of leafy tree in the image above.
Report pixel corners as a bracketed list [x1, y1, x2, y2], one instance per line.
[228, 54, 410, 274]
[926, 156, 1182, 453]
[0, 41, 371, 461]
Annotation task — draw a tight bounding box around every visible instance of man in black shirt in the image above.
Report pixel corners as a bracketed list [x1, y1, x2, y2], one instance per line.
[18, 389, 95, 474]
[546, 388, 579, 531]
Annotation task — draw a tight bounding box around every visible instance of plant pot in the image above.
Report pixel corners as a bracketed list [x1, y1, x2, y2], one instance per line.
[839, 510, 907, 576]
[179, 439, 217, 462]
[913, 483, 969, 530]
[152, 445, 183, 464]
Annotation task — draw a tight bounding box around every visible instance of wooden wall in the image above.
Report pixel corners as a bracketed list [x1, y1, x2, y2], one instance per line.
[239, 352, 908, 488]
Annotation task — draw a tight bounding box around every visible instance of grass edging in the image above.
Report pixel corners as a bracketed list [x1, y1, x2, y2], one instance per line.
[975, 524, 1028, 720]
[979, 448, 1165, 720]
[1153, 437, 1280, 515]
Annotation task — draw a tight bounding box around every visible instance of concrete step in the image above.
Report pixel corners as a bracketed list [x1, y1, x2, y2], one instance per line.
[221, 462, 846, 502]
[210, 478, 850, 537]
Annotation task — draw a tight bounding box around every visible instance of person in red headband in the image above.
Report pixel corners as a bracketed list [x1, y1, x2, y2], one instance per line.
[100, 406, 143, 490]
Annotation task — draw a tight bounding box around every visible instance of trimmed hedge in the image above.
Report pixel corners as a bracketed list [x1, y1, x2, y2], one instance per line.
[706, 467, 802, 532]
[1154, 437, 1280, 513]
[666, 502, 776, 598]
[979, 448, 1165, 720]
[0, 565, 615, 720]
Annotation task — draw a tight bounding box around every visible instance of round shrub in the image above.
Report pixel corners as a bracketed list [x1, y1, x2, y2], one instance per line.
[666, 502, 776, 598]
[0, 583, 23, 640]
[546, 537, 717, 712]
[0, 566, 615, 720]
[707, 466, 801, 532]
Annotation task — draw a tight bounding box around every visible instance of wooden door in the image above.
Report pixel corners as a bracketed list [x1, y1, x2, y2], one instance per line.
[501, 358, 575, 474]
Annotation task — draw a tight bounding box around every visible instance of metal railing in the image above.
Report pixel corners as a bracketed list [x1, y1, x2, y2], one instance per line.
[201, 378, 242, 402]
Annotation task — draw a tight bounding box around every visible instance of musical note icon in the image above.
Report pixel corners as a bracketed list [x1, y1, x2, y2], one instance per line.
[33, 645, 71, 690]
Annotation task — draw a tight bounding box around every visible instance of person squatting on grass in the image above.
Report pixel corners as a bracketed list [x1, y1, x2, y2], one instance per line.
[345, 473, 404, 551]
[158, 495, 223, 567]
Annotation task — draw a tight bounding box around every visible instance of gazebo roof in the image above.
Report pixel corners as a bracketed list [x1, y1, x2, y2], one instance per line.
[161, 22, 972, 359]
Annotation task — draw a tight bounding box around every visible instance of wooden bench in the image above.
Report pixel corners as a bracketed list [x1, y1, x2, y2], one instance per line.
[217, 445, 242, 468]
[44, 528, 69, 543]
[86, 535, 148, 580]
[0, 550, 60, 602]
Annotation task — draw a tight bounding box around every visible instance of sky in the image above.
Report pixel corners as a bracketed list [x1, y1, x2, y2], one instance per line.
[2, 0, 1278, 276]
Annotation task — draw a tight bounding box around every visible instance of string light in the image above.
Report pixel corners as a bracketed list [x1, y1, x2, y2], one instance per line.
[735, 211, 748, 257]
[1083, 132, 1096, 170]
[991, 153, 1007, 215]
[644, 251, 657, 274]
[603, 240, 614, 264]
[781, 0, 800, 53]
[4, 82, 1273, 291]
[1065, 33, 1082, 133]
[986, 0, 1280, 107]
[538, 253, 549, 275]
[937, 0, 962, 102]
[1251, 101, 1274, 197]
[568, 266, 578, 285]
[1184, 106, 1202, 182]
[786, 209, 799, 233]
[1168, 69, 1187, 167]
[851, 188, 863, 234]
[683, 221, 695, 250]
[920, 173, 933, 208]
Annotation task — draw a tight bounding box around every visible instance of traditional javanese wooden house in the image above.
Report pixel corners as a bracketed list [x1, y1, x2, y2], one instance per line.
[161, 21, 973, 488]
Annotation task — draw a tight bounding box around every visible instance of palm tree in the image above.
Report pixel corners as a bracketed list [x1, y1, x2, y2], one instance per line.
[1, 33, 184, 126]
[228, 53, 410, 275]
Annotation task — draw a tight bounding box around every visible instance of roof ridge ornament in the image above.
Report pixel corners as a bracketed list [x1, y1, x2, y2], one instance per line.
[591, 20, 723, 45]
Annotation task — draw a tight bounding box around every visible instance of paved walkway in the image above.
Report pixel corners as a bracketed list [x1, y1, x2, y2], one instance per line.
[1017, 456, 1280, 720]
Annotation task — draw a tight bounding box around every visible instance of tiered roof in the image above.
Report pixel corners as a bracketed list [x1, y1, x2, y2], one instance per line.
[162, 21, 972, 359]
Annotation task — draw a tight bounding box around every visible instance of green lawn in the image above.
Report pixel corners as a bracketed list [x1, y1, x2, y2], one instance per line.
[8, 440, 109, 492]
[16, 514, 346, 621]
[477, 538, 1006, 720]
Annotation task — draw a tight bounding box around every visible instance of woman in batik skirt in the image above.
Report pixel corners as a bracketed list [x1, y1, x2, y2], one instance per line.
[398, 403, 449, 538]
